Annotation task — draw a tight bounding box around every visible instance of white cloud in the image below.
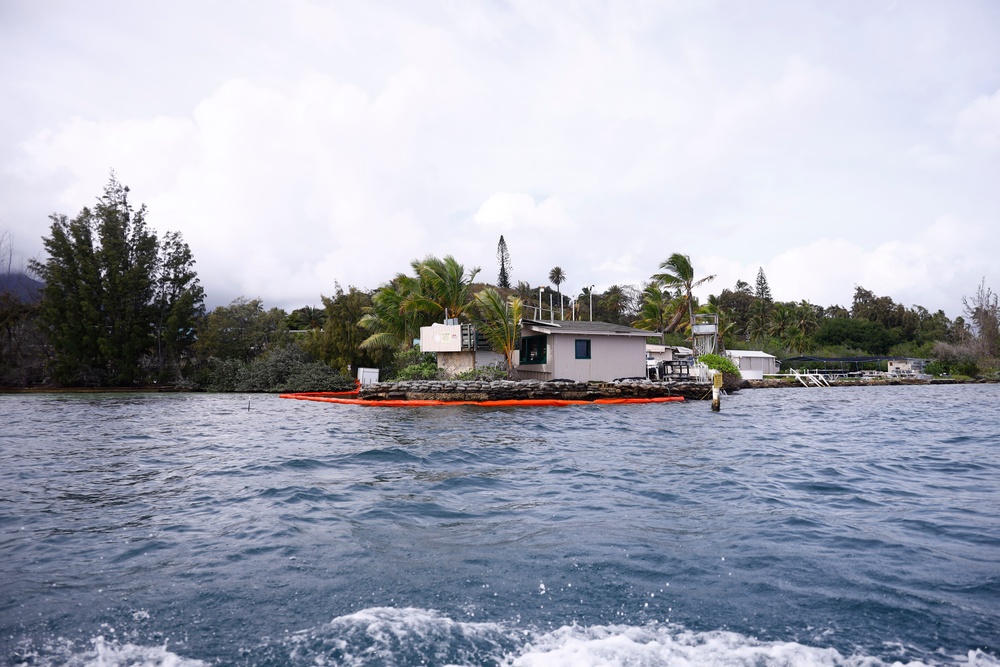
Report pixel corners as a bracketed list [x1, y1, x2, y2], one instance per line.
[2, 1, 998, 318]
[473, 192, 572, 231]
[954, 89, 1000, 150]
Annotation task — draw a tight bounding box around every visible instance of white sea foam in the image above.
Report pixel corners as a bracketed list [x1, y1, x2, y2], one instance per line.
[12, 610, 999, 667]
[10, 635, 208, 667]
[281, 607, 999, 667]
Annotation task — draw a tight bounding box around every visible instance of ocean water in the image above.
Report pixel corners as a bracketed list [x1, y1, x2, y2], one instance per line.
[1, 384, 998, 667]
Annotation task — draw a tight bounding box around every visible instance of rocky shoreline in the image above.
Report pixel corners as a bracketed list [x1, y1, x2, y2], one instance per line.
[355, 375, 997, 403]
[358, 378, 718, 402]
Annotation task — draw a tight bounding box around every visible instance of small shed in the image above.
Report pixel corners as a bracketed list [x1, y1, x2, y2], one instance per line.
[515, 319, 651, 382]
[887, 358, 928, 376]
[726, 349, 778, 380]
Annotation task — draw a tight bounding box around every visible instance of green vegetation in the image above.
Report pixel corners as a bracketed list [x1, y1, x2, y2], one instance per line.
[29, 175, 203, 386]
[473, 287, 523, 375]
[4, 176, 998, 388]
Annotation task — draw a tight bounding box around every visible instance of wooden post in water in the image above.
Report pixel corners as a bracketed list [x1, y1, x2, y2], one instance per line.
[712, 371, 722, 412]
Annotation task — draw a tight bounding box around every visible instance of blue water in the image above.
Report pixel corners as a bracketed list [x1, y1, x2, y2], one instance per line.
[1, 385, 998, 666]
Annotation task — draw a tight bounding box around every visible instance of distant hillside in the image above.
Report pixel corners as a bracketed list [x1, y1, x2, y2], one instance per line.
[0, 272, 43, 303]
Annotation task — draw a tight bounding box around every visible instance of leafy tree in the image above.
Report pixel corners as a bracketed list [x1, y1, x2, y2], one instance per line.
[153, 231, 204, 380]
[714, 279, 755, 340]
[30, 175, 201, 385]
[196, 297, 288, 362]
[303, 285, 389, 373]
[851, 286, 906, 329]
[824, 304, 850, 319]
[813, 317, 894, 355]
[0, 231, 44, 385]
[653, 253, 715, 337]
[496, 235, 512, 289]
[473, 287, 523, 374]
[962, 278, 999, 358]
[912, 306, 951, 345]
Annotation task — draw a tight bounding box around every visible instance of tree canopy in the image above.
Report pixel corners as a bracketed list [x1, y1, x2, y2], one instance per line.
[30, 176, 203, 385]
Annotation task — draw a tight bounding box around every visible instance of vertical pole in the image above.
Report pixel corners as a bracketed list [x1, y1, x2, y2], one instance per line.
[712, 370, 722, 412]
[589, 285, 594, 321]
[549, 293, 553, 322]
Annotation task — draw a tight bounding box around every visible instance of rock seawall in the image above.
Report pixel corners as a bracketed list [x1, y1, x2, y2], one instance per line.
[358, 379, 716, 402]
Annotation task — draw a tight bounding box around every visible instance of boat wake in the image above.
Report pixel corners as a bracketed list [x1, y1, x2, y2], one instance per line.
[11, 607, 998, 667]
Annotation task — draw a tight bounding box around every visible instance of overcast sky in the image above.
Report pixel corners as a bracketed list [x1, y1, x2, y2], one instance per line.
[2, 1, 998, 317]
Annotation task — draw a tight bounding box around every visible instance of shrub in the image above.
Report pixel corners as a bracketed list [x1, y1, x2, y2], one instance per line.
[384, 349, 437, 381]
[275, 363, 354, 392]
[455, 366, 509, 381]
[699, 353, 743, 389]
[199, 345, 354, 392]
[394, 362, 443, 381]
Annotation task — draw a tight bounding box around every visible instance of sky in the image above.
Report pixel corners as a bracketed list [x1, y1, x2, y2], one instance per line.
[2, 0, 998, 318]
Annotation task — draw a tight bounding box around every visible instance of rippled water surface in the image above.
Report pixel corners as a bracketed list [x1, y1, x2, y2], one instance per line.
[1, 385, 999, 666]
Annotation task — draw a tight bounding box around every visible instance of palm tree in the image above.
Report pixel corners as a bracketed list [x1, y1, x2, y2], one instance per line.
[473, 287, 523, 375]
[747, 312, 768, 344]
[793, 300, 819, 339]
[701, 295, 735, 352]
[359, 274, 426, 351]
[633, 282, 671, 343]
[653, 253, 716, 342]
[412, 255, 481, 320]
[548, 266, 566, 318]
[768, 303, 795, 344]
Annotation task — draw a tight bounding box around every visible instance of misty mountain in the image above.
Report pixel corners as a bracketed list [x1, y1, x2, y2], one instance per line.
[0, 272, 43, 303]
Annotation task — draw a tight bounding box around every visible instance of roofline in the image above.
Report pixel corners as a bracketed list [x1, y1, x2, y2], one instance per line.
[521, 319, 653, 337]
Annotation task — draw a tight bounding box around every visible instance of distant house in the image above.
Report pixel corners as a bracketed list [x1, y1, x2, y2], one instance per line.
[725, 349, 778, 380]
[515, 319, 652, 382]
[887, 358, 928, 376]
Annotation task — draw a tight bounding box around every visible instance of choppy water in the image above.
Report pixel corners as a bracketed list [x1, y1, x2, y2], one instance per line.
[1, 384, 998, 666]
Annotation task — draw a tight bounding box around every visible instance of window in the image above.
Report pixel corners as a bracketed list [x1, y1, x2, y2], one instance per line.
[519, 335, 547, 364]
[575, 339, 591, 359]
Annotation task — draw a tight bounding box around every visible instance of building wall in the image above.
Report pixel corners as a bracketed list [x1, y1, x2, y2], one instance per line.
[436, 351, 476, 375]
[551, 335, 645, 381]
[727, 352, 778, 380]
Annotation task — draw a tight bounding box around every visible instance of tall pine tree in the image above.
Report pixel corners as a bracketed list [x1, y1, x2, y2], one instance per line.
[754, 267, 772, 302]
[496, 235, 512, 289]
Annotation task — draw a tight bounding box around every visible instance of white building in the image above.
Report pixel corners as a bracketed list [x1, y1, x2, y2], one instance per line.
[725, 349, 778, 380]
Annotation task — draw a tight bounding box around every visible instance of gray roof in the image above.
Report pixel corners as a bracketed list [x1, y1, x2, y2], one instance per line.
[521, 319, 653, 337]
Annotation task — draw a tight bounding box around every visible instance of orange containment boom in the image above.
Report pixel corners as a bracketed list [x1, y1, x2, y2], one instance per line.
[279, 393, 685, 407]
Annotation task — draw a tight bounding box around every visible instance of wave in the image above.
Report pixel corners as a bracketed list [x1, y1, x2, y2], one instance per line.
[14, 608, 998, 667]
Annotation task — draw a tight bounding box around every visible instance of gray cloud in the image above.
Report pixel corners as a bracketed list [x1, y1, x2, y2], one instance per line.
[2, 0, 998, 315]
